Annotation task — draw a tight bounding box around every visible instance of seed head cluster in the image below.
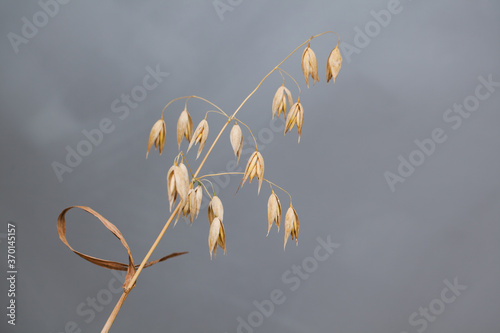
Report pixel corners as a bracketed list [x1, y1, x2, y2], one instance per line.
[144, 33, 342, 256]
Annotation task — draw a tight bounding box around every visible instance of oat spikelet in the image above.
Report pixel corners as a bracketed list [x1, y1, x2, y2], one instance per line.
[301, 44, 319, 88]
[183, 188, 193, 219]
[230, 122, 243, 164]
[326, 44, 342, 84]
[177, 107, 193, 149]
[267, 190, 282, 236]
[208, 217, 226, 259]
[284, 101, 304, 142]
[176, 162, 189, 204]
[272, 85, 293, 119]
[189, 185, 203, 224]
[188, 119, 209, 159]
[284, 204, 299, 249]
[208, 195, 224, 224]
[146, 118, 166, 158]
[167, 161, 190, 213]
[238, 151, 265, 194]
[167, 164, 177, 211]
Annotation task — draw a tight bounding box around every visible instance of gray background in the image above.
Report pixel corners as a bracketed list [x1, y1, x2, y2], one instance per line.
[1, 0, 500, 332]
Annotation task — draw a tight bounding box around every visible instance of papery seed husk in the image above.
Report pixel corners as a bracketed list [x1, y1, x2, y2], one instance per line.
[272, 87, 283, 118]
[267, 192, 281, 235]
[230, 123, 243, 163]
[256, 152, 264, 194]
[147, 119, 166, 158]
[302, 46, 319, 88]
[174, 164, 189, 203]
[291, 208, 299, 242]
[239, 151, 258, 191]
[167, 165, 177, 211]
[302, 47, 311, 88]
[272, 86, 293, 119]
[208, 196, 223, 223]
[296, 103, 304, 143]
[217, 219, 226, 254]
[189, 189, 197, 224]
[285, 102, 299, 134]
[174, 200, 186, 226]
[177, 108, 193, 149]
[326, 45, 342, 84]
[250, 164, 257, 181]
[284, 205, 299, 249]
[198, 120, 209, 159]
[184, 189, 193, 217]
[188, 119, 209, 159]
[208, 217, 221, 259]
[194, 186, 203, 219]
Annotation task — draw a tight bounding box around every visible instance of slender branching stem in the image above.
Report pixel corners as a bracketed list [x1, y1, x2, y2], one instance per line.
[277, 67, 301, 99]
[161, 95, 228, 118]
[199, 172, 293, 202]
[197, 179, 214, 199]
[232, 118, 258, 149]
[205, 109, 229, 119]
[180, 152, 194, 178]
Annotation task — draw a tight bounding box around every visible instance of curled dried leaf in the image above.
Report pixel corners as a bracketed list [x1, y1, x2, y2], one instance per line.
[230, 123, 243, 164]
[326, 44, 342, 84]
[284, 204, 299, 250]
[146, 119, 166, 158]
[301, 44, 319, 88]
[57, 206, 187, 288]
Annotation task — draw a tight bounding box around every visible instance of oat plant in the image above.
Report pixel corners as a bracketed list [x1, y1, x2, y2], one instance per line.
[56, 31, 342, 333]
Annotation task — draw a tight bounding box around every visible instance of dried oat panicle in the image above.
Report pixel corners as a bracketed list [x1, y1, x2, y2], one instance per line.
[230, 122, 243, 164]
[146, 118, 166, 158]
[284, 204, 299, 249]
[284, 101, 304, 142]
[167, 161, 190, 212]
[188, 119, 209, 159]
[272, 85, 293, 119]
[326, 44, 342, 84]
[189, 184, 203, 224]
[208, 217, 226, 259]
[267, 190, 282, 236]
[177, 107, 193, 149]
[238, 151, 265, 194]
[208, 195, 224, 223]
[301, 44, 319, 88]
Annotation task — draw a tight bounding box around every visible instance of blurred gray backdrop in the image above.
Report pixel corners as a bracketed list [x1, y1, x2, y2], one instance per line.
[1, 0, 500, 332]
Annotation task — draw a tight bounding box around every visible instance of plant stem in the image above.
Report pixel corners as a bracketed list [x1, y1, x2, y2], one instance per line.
[100, 292, 128, 332]
[101, 31, 336, 332]
[100, 204, 182, 333]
